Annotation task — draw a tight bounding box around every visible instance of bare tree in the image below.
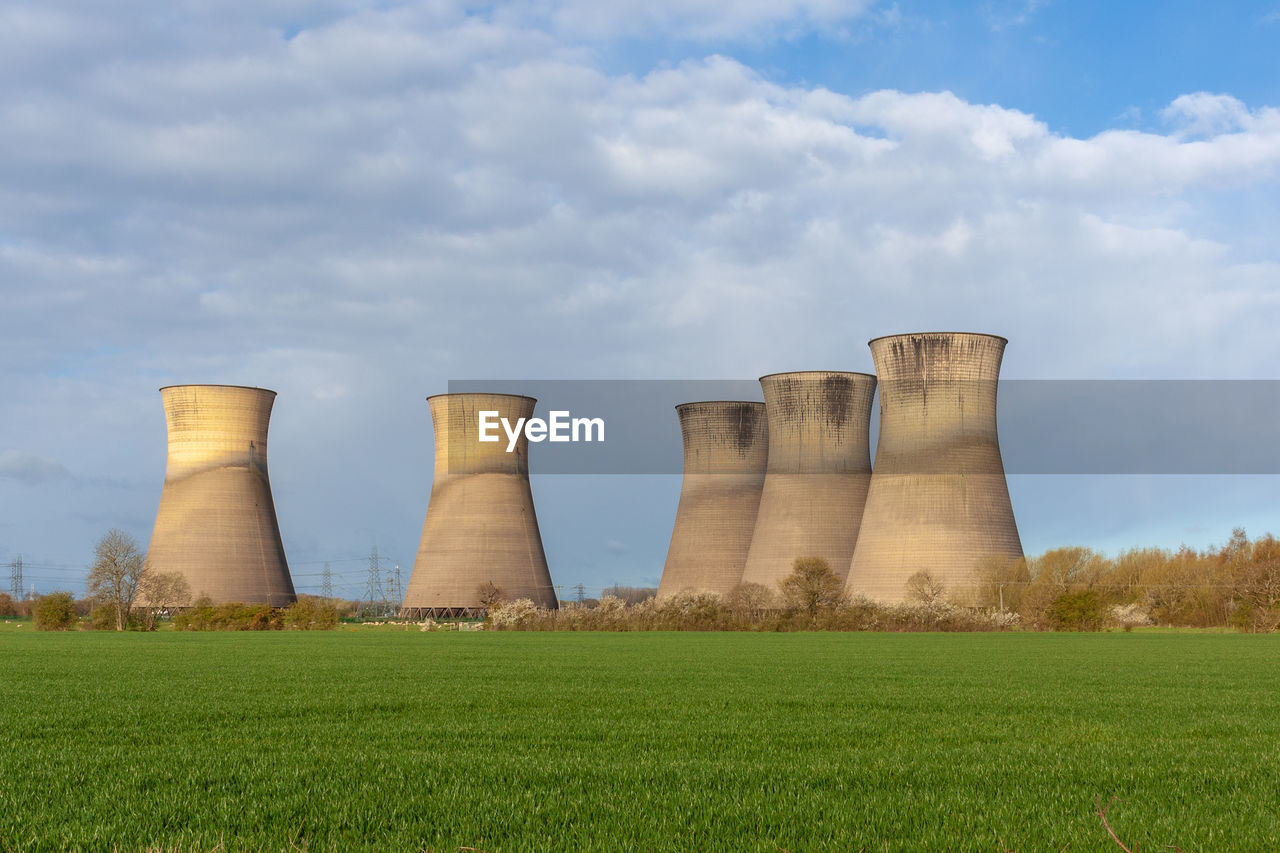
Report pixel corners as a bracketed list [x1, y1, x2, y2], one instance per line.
[975, 554, 1031, 611]
[1230, 554, 1280, 631]
[600, 585, 657, 606]
[725, 582, 775, 617]
[476, 581, 506, 610]
[136, 570, 192, 630]
[86, 528, 146, 631]
[905, 569, 946, 605]
[778, 557, 844, 617]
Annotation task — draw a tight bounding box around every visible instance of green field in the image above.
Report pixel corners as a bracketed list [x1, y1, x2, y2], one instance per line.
[1, 631, 1277, 851]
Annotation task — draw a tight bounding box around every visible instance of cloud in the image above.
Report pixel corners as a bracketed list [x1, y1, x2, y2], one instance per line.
[5, 14, 1280, 386]
[4, 13, 1279, 389]
[0, 450, 73, 485]
[1161, 92, 1262, 138]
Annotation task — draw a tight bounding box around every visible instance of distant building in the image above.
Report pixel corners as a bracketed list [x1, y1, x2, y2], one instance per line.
[145, 384, 295, 605]
[658, 401, 767, 599]
[847, 332, 1023, 603]
[402, 393, 557, 617]
[742, 371, 876, 591]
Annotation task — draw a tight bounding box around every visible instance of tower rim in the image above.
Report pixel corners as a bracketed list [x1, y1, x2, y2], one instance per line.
[159, 384, 276, 395]
[758, 370, 876, 382]
[866, 331, 1009, 346]
[674, 400, 764, 410]
[426, 392, 537, 404]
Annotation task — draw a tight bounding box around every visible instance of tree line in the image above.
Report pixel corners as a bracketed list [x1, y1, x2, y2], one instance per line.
[5, 526, 1279, 632]
[484, 528, 1280, 632]
[2, 528, 343, 631]
[975, 527, 1280, 630]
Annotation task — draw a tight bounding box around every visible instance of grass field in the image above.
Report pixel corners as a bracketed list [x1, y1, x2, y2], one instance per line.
[1, 631, 1277, 851]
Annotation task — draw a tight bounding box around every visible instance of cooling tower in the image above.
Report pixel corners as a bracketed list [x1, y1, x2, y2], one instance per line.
[402, 393, 557, 616]
[145, 385, 295, 606]
[846, 332, 1023, 603]
[741, 371, 876, 591]
[657, 401, 768, 600]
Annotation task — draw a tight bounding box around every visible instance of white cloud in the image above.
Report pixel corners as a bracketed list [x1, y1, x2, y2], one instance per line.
[1162, 92, 1256, 137]
[5, 15, 1280, 382]
[4, 12, 1279, 383]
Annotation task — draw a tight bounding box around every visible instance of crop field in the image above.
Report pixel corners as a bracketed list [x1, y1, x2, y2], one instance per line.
[1, 630, 1278, 852]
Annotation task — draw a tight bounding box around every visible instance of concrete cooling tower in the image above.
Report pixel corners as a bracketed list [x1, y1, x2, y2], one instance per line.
[846, 332, 1023, 604]
[145, 385, 295, 606]
[402, 393, 557, 617]
[741, 371, 876, 592]
[657, 401, 768, 600]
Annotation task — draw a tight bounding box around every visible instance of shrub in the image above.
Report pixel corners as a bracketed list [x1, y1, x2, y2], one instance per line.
[1110, 602, 1152, 630]
[600, 585, 657, 605]
[880, 601, 1014, 632]
[778, 557, 844, 617]
[1044, 589, 1107, 631]
[248, 606, 277, 630]
[0, 592, 16, 618]
[89, 606, 119, 631]
[590, 595, 629, 628]
[1227, 599, 1280, 633]
[654, 591, 732, 630]
[33, 592, 79, 631]
[483, 592, 1023, 633]
[173, 600, 283, 631]
[985, 609, 1023, 630]
[282, 596, 339, 630]
[487, 598, 541, 629]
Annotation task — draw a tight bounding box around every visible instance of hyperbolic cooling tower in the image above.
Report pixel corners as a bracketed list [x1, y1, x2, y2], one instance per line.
[657, 401, 768, 600]
[846, 332, 1023, 603]
[741, 371, 876, 591]
[145, 385, 296, 606]
[402, 393, 557, 616]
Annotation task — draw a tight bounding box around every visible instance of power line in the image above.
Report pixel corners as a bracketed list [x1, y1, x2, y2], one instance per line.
[4, 560, 80, 572]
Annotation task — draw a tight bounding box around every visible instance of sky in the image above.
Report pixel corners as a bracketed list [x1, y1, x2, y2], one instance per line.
[3, 0, 1280, 599]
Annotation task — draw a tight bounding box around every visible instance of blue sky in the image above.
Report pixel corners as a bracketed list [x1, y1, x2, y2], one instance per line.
[2, 0, 1280, 597]
[602, 2, 1280, 136]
